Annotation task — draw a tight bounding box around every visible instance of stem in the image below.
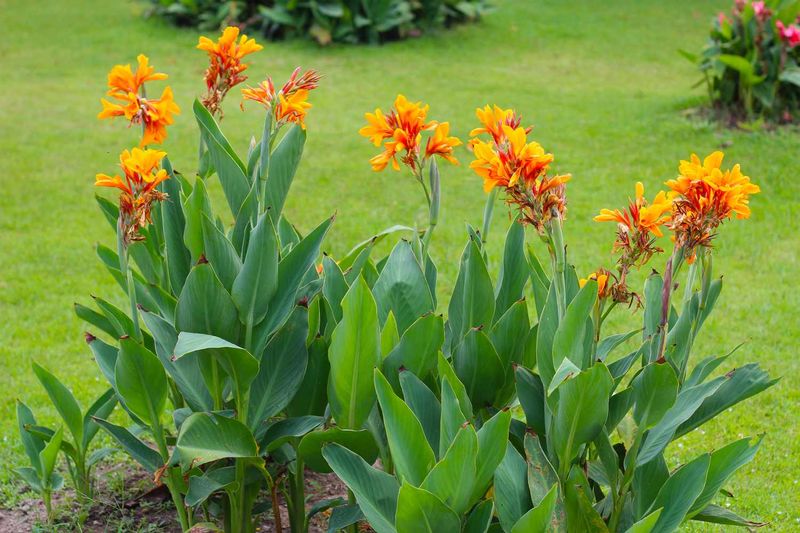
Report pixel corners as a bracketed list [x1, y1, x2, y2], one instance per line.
[421, 159, 439, 259]
[43, 490, 52, 523]
[345, 489, 358, 533]
[547, 217, 567, 320]
[271, 477, 284, 533]
[117, 220, 142, 341]
[288, 455, 307, 533]
[152, 420, 191, 531]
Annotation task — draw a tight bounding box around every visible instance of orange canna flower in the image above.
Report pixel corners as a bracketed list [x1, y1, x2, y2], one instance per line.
[579, 269, 610, 299]
[198, 26, 263, 116]
[98, 55, 179, 147]
[665, 151, 759, 258]
[241, 67, 320, 129]
[469, 105, 529, 145]
[425, 122, 462, 165]
[359, 94, 451, 174]
[95, 148, 170, 244]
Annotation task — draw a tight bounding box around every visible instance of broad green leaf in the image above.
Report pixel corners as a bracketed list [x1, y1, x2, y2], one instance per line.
[436, 353, 473, 420]
[448, 239, 494, 344]
[114, 338, 168, 427]
[597, 329, 641, 362]
[524, 433, 559, 507]
[322, 443, 399, 533]
[380, 311, 400, 356]
[372, 240, 435, 334]
[637, 377, 725, 466]
[383, 313, 444, 390]
[491, 300, 531, 405]
[511, 483, 558, 533]
[494, 442, 531, 532]
[374, 369, 436, 486]
[642, 272, 663, 341]
[176, 413, 258, 468]
[647, 454, 710, 533]
[421, 426, 477, 514]
[632, 455, 669, 520]
[160, 158, 191, 293]
[525, 244, 549, 317]
[173, 332, 259, 403]
[463, 500, 494, 533]
[232, 212, 279, 326]
[632, 362, 679, 430]
[328, 277, 380, 429]
[182, 177, 213, 262]
[17, 401, 44, 472]
[201, 214, 241, 291]
[14, 467, 42, 493]
[322, 255, 348, 322]
[536, 284, 559, 389]
[624, 509, 663, 533]
[494, 220, 528, 321]
[82, 388, 117, 451]
[515, 366, 546, 435]
[32, 363, 83, 449]
[564, 467, 608, 532]
[265, 124, 305, 225]
[194, 99, 250, 215]
[552, 280, 596, 370]
[260, 416, 324, 452]
[690, 504, 765, 527]
[399, 370, 440, 454]
[93, 417, 163, 473]
[299, 428, 379, 473]
[453, 327, 504, 409]
[39, 426, 63, 484]
[176, 262, 241, 342]
[186, 466, 236, 507]
[248, 307, 308, 429]
[438, 376, 467, 458]
[551, 363, 613, 475]
[395, 482, 460, 533]
[474, 409, 512, 502]
[287, 337, 330, 417]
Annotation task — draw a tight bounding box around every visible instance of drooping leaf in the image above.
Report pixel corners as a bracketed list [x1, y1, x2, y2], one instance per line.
[176, 412, 258, 468]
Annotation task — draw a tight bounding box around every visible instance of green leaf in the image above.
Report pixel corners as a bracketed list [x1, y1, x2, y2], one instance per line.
[564, 467, 608, 532]
[299, 428, 379, 473]
[647, 454, 710, 533]
[160, 158, 191, 293]
[515, 366, 546, 435]
[438, 376, 468, 458]
[260, 416, 324, 452]
[491, 300, 531, 405]
[328, 277, 381, 429]
[511, 483, 558, 533]
[637, 378, 725, 466]
[372, 240, 435, 334]
[31, 363, 83, 450]
[182, 177, 213, 262]
[186, 466, 236, 507]
[194, 99, 250, 215]
[536, 285, 559, 389]
[453, 327, 504, 409]
[395, 482, 460, 532]
[176, 412, 258, 468]
[448, 239, 494, 344]
[39, 426, 63, 484]
[624, 509, 662, 533]
[287, 337, 330, 417]
[248, 307, 308, 429]
[233, 212, 279, 327]
[718, 54, 764, 86]
[421, 426, 477, 514]
[173, 332, 259, 404]
[525, 244, 549, 317]
[383, 313, 444, 390]
[114, 338, 168, 427]
[14, 467, 42, 493]
[596, 329, 641, 362]
[688, 436, 762, 517]
[17, 401, 44, 473]
[524, 433, 558, 507]
[494, 220, 528, 321]
[201, 214, 241, 291]
[322, 255, 348, 322]
[374, 369, 436, 485]
[399, 370, 441, 455]
[552, 280, 596, 370]
[265, 124, 306, 225]
[632, 362, 679, 430]
[473, 409, 512, 502]
[322, 443, 399, 533]
[494, 442, 531, 532]
[463, 500, 494, 533]
[176, 262, 241, 342]
[551, 363, 613, 475]
[82, 388, 117, 451]
[779, 66, 800, 87]
[691, 504, 765, 527]
[93, 417, 163, 473]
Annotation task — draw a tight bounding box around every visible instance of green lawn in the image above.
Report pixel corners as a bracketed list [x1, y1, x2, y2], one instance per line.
[1, 0, 798, 528]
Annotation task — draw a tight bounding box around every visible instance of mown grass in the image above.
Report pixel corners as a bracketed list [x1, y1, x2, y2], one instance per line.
[1, 0, 798, 529]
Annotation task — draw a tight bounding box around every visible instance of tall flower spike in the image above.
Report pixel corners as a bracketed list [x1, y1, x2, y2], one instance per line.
[241, 67, 321, 129]
[469, 106, 568, 232]
[98, 55, 180, 147]
[359, 94, 458, 174]
[198, 26, 263, 117]
[95, 148, 170, 244]
[666, 151, 759, 261]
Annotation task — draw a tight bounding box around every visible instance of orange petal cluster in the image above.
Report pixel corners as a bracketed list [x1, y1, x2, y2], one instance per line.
[241, 67, 321, 129]
[198, 26, 263, 116]
[97, 55, 180, 146]
[359, 95, 455, 173]
[665, 151, 759, 260]
[95, 148, 170, 243]
[579, 269, 611, 300]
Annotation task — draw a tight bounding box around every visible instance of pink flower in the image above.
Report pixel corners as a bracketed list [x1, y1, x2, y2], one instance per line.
[776, 20, 800, 47]
[752, 1, 767, 17]
[718, 11, 729, 25]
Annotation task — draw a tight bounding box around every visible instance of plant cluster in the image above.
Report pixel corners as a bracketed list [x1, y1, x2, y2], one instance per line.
[146, 0, 491, 45]
[16, 27, 776, 533]
[683, 0, 800, 123]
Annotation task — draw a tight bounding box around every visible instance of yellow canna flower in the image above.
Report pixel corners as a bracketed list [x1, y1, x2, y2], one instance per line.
[198, 26, 263, 116]
[425, 122, 462, 165]
[579, 269, 611, 299]
[105, 54, 167, 99]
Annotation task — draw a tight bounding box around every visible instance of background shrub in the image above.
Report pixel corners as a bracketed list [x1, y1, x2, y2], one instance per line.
[146, 0, 492, 44]
[683, 0, 800, 123]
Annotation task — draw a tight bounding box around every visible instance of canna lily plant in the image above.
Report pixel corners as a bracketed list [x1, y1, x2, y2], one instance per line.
[18, 25, 775, 533]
